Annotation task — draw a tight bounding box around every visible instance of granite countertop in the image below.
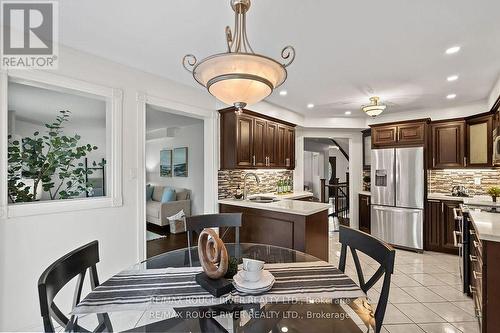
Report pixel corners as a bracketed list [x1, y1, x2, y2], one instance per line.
[427, 193, 494, 204]
[359, 191, 371, 196]
[218, 191, 330, 216]
[468, 210, 500, 243]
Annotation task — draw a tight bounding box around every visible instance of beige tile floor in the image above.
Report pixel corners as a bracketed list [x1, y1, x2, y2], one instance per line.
[329, 232, 480, 333]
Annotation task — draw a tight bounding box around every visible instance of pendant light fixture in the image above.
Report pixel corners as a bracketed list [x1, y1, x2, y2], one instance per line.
[182, 0, 295, 113]
[361, 96, 387, 117]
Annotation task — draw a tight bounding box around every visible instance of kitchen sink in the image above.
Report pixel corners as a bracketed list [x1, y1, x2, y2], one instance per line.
[247, 196, 279, 203]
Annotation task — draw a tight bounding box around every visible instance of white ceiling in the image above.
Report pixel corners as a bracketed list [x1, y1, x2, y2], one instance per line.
[59, 0, 500, 118]
[146, 105, 203, 131]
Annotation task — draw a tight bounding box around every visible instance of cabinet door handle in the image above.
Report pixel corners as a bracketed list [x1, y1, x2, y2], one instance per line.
[473, 270, 482, 279]
[432, 157, 435, 167]
[252, 155, 256, 166]
[469, 285, 476, 293]
[470, 255, 478, 262]
[464, 156, 467, 167]
[441, 202, 444, 213]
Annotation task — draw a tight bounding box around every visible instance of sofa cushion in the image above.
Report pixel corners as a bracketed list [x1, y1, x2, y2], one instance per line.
[161, 188, 176, 203]
[146, 184, 154, 201]
[176, 189, 189, 201]
[146, 201, 161, 219]
[152, 185, 165, 202]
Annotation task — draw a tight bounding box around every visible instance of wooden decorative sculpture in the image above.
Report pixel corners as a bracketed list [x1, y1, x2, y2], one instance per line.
[198, 229, 229, 279]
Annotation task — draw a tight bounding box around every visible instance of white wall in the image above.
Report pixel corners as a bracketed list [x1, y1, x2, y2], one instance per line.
[329, 148, 349, 183]
[146, 123, 204, 215]
[0, 46, 218, 332]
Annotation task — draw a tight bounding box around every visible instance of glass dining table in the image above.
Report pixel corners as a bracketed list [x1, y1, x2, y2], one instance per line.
[74, 243, 375, 333]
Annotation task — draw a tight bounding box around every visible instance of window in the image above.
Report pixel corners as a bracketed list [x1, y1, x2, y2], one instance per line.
[0, 71, 123, 218]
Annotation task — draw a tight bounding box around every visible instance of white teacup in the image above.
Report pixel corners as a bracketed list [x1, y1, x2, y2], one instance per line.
[241, 258, 265, 282]
[242, 258, 265, 272]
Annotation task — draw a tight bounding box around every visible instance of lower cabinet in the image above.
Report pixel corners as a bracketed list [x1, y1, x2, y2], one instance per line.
[358, 194, 371, 234]
[468, 220, 500, 333]
[424, 199, 460, 254]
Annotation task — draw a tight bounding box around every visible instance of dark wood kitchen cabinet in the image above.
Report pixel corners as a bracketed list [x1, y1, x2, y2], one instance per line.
[235, 114, 254, 168]
[372, 125, 398, 146]
[358, 194, 371, 234]
[219, 107, 296, 169]
[466, 114, 493, 168]
[371, 119, 428, 148]
[424, 199, 460, 254]
[467, 217, 500, 333]
[429, 120, 465, 168]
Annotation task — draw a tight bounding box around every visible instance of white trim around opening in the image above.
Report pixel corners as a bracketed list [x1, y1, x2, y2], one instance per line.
[136, 92, 218, 261]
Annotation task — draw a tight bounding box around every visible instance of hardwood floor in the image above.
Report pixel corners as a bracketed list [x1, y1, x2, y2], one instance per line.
[146, 223, 196, 258]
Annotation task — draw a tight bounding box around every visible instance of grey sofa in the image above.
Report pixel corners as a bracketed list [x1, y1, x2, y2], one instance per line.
[146, 185, 191, 227]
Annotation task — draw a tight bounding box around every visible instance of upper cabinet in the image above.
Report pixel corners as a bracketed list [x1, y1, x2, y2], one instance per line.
[430, 120, 465, 168]
[466, 114, 493, 167]
[371, 120, 428, 148]
[372, 124, 398, 146]
[219, 108, 296, 170]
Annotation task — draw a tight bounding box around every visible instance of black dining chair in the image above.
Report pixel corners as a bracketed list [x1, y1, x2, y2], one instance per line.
[185, 213, 242, 265]
[338, 225, 395, 333]
[38, 240, 113, 332]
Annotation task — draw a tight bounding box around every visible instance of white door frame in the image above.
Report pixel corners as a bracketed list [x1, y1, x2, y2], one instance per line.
[136, 92, 218, 261]
[295, 128, 363, 229]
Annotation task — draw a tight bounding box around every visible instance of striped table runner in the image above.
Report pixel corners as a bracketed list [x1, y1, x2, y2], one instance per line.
[73, 261, 365, 315]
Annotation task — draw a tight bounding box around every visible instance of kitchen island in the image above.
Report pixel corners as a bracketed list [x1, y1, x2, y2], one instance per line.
[218, 193, 330, 261]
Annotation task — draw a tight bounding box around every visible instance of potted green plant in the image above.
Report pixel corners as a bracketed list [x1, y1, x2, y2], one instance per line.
[7, 110, 100, 203]
[487, 186, 500, 202]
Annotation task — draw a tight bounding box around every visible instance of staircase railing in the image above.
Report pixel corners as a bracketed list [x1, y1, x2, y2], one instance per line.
[320, 178, 350, 227]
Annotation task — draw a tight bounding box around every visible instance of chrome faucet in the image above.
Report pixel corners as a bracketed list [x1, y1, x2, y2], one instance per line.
[243, 172, 260, 200]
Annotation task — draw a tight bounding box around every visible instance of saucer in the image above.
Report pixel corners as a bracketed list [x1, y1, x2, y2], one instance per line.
[233, 270, 275, 294]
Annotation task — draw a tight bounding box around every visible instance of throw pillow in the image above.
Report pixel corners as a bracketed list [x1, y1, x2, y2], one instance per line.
[146, 184, 154, 201]
[161, 188, 176, 203]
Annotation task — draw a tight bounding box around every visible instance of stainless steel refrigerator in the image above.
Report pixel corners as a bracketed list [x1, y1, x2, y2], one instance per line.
[371, 147, 424, 250]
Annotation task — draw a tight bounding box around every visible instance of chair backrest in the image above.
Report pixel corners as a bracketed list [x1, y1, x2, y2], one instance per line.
[185, 213, 242, 249]
[338, 226, 395, 333]
[38, 241, 111, 332]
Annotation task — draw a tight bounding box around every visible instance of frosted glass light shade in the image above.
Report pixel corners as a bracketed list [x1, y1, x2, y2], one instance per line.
[362, 105, 386, 117]
[208, 78, 272, 106]
[193, 53, 286, 106]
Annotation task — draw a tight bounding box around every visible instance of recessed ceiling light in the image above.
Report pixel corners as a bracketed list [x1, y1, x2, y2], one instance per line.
[279, 90, 287, 96]
[447, 94, 457, 99]
[345, 111, 352, 115]
[447, 75, 459, 82]
[445, 46, 461, 55]
[307, 103, 315, 109]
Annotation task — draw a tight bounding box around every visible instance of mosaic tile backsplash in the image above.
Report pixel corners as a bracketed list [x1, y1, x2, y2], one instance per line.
[428, 169, 500, 195]
[218, 169, 293, 199]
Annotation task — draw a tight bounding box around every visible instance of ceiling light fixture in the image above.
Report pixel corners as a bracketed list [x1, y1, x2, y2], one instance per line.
[447, 75, 459, 82]
[279, 90, 288, 96]
[182, 0, 295, 114]
[447, 94, 457, 99]
[307, 103, 315, 109]
[345, 111, 352, 115]
[361, 96, 386, 117]
[445, 46, 461, 55]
